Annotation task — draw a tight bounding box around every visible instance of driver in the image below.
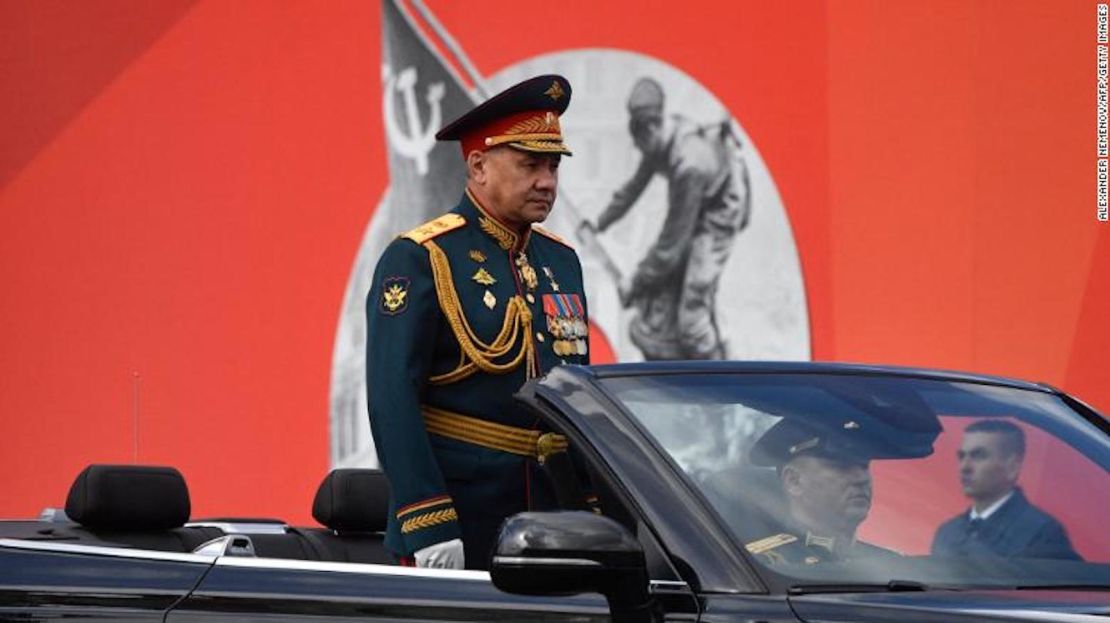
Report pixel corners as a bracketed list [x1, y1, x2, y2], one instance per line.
[743, 418, 899, 565]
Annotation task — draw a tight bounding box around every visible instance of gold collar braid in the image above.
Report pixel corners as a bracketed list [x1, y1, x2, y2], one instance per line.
[424, 240, 536, 384]
[467, 188, 530, 251]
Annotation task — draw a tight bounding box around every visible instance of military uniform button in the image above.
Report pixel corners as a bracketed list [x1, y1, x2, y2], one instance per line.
[526, 293, 535, 303]
[536, 332, 545, 342]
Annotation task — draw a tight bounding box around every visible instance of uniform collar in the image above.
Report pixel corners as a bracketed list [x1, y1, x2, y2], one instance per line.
[463, 188, 532, 252]
[804, 531, 836, 552]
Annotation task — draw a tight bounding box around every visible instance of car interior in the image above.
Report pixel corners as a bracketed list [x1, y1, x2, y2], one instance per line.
[0, 464, 393, 564]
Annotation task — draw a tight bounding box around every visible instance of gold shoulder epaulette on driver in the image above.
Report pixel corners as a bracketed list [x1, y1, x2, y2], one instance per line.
[745, 533, 798, 554]
[402, 214, 466, 244]
[532, 226, 574, 249]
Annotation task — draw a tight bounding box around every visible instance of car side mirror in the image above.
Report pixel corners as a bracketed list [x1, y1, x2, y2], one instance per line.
[491, 511, 657, 623]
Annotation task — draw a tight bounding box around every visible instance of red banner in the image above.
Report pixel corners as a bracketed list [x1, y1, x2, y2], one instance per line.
[0, 1, 1104, 534]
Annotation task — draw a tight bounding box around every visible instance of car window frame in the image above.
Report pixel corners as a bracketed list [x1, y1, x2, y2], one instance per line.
[518, 365, 769, 595]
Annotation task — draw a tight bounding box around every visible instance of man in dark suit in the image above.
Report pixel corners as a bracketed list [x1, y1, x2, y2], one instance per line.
[366, 75, 591, 570]
[931, 419, 1080, 560]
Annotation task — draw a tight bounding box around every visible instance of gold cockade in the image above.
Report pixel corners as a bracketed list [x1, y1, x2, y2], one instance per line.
[545, 80, 565, 101]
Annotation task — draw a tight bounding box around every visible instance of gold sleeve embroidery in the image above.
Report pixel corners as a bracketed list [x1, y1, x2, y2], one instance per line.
[400, 508, 459, 534]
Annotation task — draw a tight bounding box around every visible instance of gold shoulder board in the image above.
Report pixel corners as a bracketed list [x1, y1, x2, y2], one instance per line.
[532, 226, 574, 249]
[402, 214, 467, 244]
[745, 533, 798, 554]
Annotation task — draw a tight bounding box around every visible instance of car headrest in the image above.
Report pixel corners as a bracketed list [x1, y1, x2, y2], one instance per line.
[66, 465, 190, 530]
[312, 469, 390, 533]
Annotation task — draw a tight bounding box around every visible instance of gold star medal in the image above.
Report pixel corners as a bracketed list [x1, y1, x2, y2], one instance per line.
[543, 266, 560, 292]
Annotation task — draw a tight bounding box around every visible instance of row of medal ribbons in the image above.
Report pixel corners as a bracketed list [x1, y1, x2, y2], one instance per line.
[543, 293, 588, 357]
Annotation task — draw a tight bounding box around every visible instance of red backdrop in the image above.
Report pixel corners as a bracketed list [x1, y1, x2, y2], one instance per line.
[1, 0, 1106, 533]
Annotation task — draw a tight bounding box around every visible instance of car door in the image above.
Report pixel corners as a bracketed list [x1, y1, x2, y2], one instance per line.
[0, 539, 213, 621]
[512, 366, 793, 622]
[164, 557, 611, 622]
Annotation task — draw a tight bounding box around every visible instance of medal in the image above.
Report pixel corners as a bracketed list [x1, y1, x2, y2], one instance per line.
[515, 253, 538, 291]
[543, 266, 560, 292]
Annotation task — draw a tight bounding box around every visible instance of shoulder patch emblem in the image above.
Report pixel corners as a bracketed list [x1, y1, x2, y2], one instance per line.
[402, 213, 466, 244]
[745, 533, 798, 555]
[532, 226, 574, 249]
[380, 276, 410, 315]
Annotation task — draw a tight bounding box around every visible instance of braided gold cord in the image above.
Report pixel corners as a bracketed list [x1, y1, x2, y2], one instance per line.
[484, 132, 563, 148]
[430, 351, 473, 385]
[424, 241, 535, 384]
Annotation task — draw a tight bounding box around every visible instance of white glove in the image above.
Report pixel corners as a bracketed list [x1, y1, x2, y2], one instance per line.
[414, 538, 465, 569]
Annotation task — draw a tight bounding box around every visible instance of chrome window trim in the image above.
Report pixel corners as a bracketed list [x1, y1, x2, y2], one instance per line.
[186, 521, 289, 535]
[0, 537, 216, 564]
[2, 537, 493, 580]
[491, 556, 602, 567]
[215, 555, 493, 580]
[2, 538, 684, 587]
[649, 580, 691, 592]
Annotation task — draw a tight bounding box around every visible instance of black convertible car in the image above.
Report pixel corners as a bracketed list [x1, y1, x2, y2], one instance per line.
[2, 362, 1109, 622]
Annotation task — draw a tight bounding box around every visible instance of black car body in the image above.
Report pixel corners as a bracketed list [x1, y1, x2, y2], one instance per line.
[2, 362, 1108, 621]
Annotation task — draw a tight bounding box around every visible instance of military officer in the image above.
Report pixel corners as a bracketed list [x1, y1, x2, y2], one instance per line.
[366, 75, 591, 570]
[743, 417, 911, 565]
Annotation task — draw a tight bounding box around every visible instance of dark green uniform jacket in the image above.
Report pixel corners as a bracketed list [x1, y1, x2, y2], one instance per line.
[366, 190, 590, 568]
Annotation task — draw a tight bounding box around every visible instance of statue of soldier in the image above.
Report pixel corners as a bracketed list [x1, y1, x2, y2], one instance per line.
[588, 77, 750, 360]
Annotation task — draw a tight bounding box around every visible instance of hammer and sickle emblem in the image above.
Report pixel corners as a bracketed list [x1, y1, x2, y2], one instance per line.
[382, 64, 445, 176]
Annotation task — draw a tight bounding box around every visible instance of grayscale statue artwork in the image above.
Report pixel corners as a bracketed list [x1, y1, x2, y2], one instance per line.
[585, 75, 751, 360]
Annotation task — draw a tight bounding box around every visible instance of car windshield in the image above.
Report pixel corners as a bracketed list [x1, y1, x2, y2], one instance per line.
[598, 372, 1110, 589]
